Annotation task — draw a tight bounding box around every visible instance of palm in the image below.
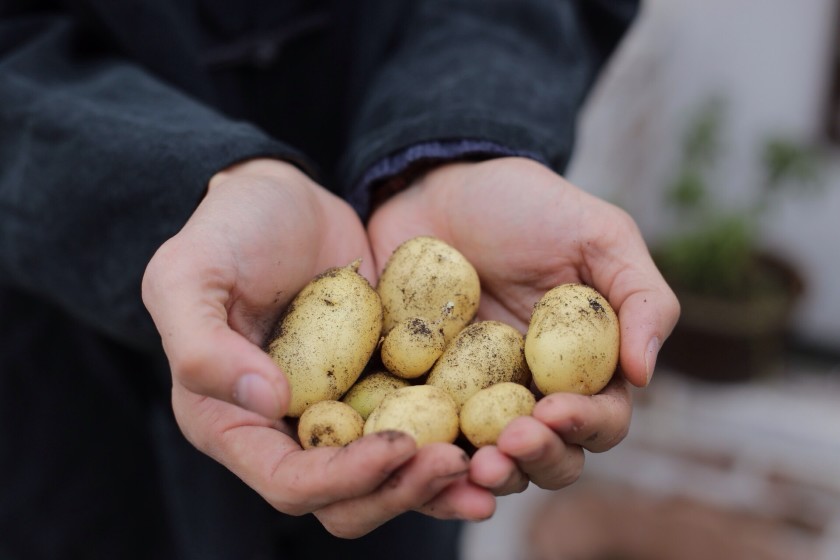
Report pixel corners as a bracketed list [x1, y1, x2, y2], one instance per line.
[144, 160, 497, 537]
[369, 159, 611, 330]
[217, 181, 374, 347]
[163, 172, 373, 357]
[368, 158, 677, 387]
[143, 161, 374, 425]
[366, 158, 681, 500]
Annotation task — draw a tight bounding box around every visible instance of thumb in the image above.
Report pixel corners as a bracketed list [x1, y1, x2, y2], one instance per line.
[616, 286, 680, 388]
[170, 320, 290, 419]
[142, 249, 290, 419]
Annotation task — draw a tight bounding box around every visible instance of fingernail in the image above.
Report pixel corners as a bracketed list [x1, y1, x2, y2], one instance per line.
[644, 337, 660, 386]
[234, 373, 281, 418]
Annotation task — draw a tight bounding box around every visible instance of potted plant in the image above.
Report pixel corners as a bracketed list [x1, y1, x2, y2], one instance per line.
[654, 98, 821, 382]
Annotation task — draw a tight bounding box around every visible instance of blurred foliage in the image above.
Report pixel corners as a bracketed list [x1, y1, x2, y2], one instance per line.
[655, 98, 823, 300]
[761, 137, 821, 194]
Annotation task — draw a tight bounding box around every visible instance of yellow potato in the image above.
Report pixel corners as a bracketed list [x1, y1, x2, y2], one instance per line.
[426, 320, 531, 408]
[459, 382, 536, 448]
[363, 385, 459, 446]
[376, 236, 479, 344]
[380, 316, 446, 379]
[341, 371, 410, 419]
[297, 400, 364, 449]
[267, 260, 383, 417]
[525, 283, 619, 395]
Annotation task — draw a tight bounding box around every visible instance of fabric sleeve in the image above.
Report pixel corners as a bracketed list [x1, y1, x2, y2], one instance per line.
[0, 13, 308, 350]
[353, 139, 546, 212]
[340, 0, 639, 215]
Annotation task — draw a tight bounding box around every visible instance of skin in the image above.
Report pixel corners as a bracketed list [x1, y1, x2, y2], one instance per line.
[367, 157, 681, 496]
[142, 159, 493, 539]
[142, 155, 680, 537]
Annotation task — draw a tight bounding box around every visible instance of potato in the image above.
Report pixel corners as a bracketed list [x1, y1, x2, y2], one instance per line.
[297, 400, 364, 449]
[459, 382, 536, 448]
[426, 320, 531, 408]
[376, 236, 480, 344]
[525, 283, 619, 395]
[267, 260, 383, 417]
[341, 371, 410, 419]
[363, 385, 459, 446]
[380, 316, 446, 379]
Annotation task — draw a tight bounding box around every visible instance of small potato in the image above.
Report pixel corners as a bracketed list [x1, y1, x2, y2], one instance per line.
[377, 236, 479, 344]
[380, 316, 446, 379]
[341, 371, 410, 419]
[267, 260, 383, 417]
[459, 382, 536, 448]
[297, 400, 364, 449]
[525, 283, 619, 396]
[363, 385, 459, 446]
[426, 320, 531, 408]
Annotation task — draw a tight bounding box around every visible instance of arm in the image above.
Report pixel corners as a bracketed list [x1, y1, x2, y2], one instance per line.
[341, 0, 640, 213]
[347, 0, 679, 495]
[0, 11, 304, 350]
[0, 9, 495, 537]
[142, 157, 497, 537]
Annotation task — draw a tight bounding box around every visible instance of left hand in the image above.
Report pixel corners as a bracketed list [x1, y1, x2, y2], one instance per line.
[367, 157, 680, 495]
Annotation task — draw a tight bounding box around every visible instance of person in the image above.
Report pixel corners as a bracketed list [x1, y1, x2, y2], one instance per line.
[0, 1, 680, 559]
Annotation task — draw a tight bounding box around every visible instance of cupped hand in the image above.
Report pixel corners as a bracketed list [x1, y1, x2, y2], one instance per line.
[142, 159, 494, 537]
[367, 157, 680, 494]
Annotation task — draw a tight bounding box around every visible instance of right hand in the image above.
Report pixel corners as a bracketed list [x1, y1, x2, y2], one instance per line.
[141, 159, 495, 537]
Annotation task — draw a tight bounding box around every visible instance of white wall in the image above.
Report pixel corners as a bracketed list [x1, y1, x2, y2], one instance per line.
[568, 0, 840, 349]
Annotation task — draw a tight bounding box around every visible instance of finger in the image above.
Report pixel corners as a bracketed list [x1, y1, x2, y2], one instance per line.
[586, 229, 681, 387]
[313, 443, 481, 538]
[173, 384, 421, 516]
[143, 241, 290, 419]
[469, 445, 530, 496]
[415, 476, 497, 520]
[531, 376, 633, 453]
[495, 415, 584, 491]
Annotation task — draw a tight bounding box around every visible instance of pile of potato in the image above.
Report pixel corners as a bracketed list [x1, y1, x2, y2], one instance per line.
[266, 236, 620, 451]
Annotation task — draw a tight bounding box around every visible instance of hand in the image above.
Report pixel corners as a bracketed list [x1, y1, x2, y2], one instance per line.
[142, 159, 494, 537]
[367, 157, 680, 495]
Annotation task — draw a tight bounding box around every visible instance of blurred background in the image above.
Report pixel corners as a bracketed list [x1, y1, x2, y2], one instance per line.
[461, 0, 840, 558]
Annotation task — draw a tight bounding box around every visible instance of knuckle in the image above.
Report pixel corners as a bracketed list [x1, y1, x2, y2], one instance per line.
[317, 515, 370, 539]
[171, 404, 203, 451]
[273, 499, 310, 518]
[496, 473, 530, 497]
[171, 395, 222, 457]
[328, 524, 365, 539]
[596, 424, 629, 452]
[266, 461, 324, 518]
[170, 352, 208, 391]
[562, 467, 583, 489]
[667, 289, 683, 320]
[141, 238, 188, 314]
[555, 450, 585, 489]
[618, 211, 643, 239]
[259, 474, 311, 516]
[143, 238, 179, 283]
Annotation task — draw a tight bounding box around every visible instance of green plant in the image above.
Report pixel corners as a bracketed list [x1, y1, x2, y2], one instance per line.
[655, 98, 821, 301]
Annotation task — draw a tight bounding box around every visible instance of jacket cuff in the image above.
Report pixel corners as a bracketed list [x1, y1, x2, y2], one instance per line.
[348, 139, 546, 219]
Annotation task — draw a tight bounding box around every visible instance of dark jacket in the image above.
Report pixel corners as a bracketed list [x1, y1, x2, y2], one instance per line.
[0, 1, 638, 558]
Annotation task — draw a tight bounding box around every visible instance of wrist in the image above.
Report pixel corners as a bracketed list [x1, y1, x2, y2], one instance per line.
[208, 158, 309, 191]
[356, 140, 545, 219]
